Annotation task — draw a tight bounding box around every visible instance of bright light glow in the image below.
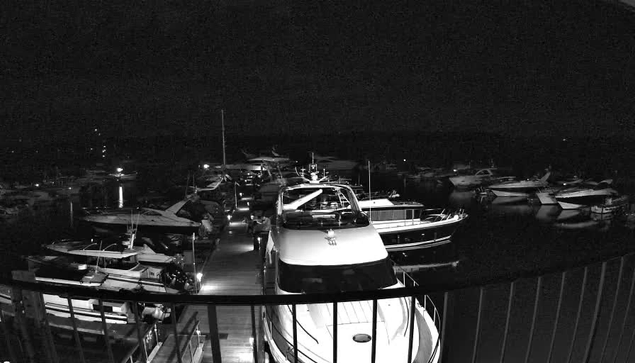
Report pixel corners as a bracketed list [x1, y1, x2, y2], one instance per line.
[199, 283, 217, 293]
[34, 183, 39, 187]
[94, 128, 98, 132]
[403, 159, 406, 162]
[118, 186, 124, 208]
[203, 164, 210, 169]
[327, 229, 335, 238]
[196, 272, 203, 282]
[116, 167, 123, 173]
[238, 353, 253, 361]
[249, 336, 254, 345]
[227, 214, 231, 221]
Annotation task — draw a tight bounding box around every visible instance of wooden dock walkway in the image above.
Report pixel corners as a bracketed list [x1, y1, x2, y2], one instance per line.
[173, 211, 265, 363]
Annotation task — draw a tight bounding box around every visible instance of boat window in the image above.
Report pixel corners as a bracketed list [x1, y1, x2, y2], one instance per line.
[406, 209, 413, 219]
[142, 210, 162, 216]
[283, 210, 369, 229]
[414, 209, 421, 219]
[277, 258, 397, 293]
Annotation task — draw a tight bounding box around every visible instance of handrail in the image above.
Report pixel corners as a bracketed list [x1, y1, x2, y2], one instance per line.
[2, 251, 633, 306]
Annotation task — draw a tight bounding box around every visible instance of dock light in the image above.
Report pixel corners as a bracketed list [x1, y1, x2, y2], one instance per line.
[403, 158, 407, 162]
[203, 163, 210, 170]
[34, 183, 39, 187]
[227, 214, 231, 221]
[116, 167, 123, 173]
[196, 272, 203, 282]
[249, 337, 254, 345]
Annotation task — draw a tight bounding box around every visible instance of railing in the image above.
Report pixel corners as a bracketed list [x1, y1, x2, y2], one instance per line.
[3, 252, 635, 363]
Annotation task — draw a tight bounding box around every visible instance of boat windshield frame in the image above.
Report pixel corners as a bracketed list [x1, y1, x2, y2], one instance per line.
[277, 258, 397, 294]
[279, 185, 369, 229]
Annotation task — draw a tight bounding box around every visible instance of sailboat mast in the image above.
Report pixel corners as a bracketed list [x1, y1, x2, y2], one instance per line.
[221, 109, 227, 170]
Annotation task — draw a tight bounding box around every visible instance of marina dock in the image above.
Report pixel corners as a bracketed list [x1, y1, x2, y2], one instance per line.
[174, 212, 264, 363]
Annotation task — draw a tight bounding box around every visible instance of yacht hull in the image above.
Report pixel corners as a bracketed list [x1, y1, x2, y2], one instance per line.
[374, 218, 463, 251]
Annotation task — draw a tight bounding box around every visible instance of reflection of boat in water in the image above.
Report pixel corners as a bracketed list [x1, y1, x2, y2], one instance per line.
[554, 219, 604, 230]
[487, 202, 538, 217]
[448, 190, 477, 209]
[490, 196, 528, 205]
[535, 205, 561, 223]
[262, 169, 440, 363]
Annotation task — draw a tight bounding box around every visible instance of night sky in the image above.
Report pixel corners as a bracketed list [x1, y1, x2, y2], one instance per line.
[2, 0, 635, 144]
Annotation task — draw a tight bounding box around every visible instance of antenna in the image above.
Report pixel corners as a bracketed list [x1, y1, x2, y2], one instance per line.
[221, 109, 226, 171]
[368, 159, 372, 221]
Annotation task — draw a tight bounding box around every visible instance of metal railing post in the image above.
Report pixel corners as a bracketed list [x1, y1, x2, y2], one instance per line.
[471, 287, 484, 363]
[599, 257, 625, 363]
[566, 266, 589, 363]
[499, 281, 516, 363]
[67, 297, 86, 363]
[371, 299, 378, 363]
[438, 292, 449, 363]
[292, 304, 298, 363]
[612, 261, 635, 363]
[208, 304, 222, 363]
[98, 298, 115, 363]
[131, 302, 147, 363]
[251, 305, 258, 363]
[333, 302, 338, 363]
[407, 295, 417, 363]
[547, 271, 567, 363]
[524, 277, 542, 363]
[172, 303, 183, 363]
[582, 261, 607, 363]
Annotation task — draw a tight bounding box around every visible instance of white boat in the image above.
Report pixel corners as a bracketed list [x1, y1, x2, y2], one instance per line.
[0, 255, 185, 326]
[45, 233, 182, 266]
[487, 171, 551, 197]
[262, 169, 440, 363]
[80, 198, 205, 235]
[309, 152, 359, 172]
[590, 195, 629, 215]
[448, 167, 515, 190]
[357, 198, 467, 251]
[555, 180, 619, 210]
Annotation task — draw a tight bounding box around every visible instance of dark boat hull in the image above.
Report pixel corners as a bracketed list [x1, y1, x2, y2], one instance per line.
[378, 222, 460, 252]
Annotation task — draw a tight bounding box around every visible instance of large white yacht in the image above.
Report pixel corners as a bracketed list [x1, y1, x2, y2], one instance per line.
[261, 168, 440, 363]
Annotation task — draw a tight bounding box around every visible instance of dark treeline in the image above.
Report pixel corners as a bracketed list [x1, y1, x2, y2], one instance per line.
[1, 131, 633, 183]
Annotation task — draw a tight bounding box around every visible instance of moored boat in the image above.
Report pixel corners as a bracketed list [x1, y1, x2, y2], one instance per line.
[358, 198, 467, 251]
[261, 166, 441, 363]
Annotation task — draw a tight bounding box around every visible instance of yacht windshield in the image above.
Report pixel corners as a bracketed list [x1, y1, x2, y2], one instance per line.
[281, 186, 369, 229]
[278, 258, 397, 293]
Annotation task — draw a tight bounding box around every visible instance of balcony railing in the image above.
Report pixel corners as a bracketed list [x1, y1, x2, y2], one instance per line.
[2, 252, 635, 363]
